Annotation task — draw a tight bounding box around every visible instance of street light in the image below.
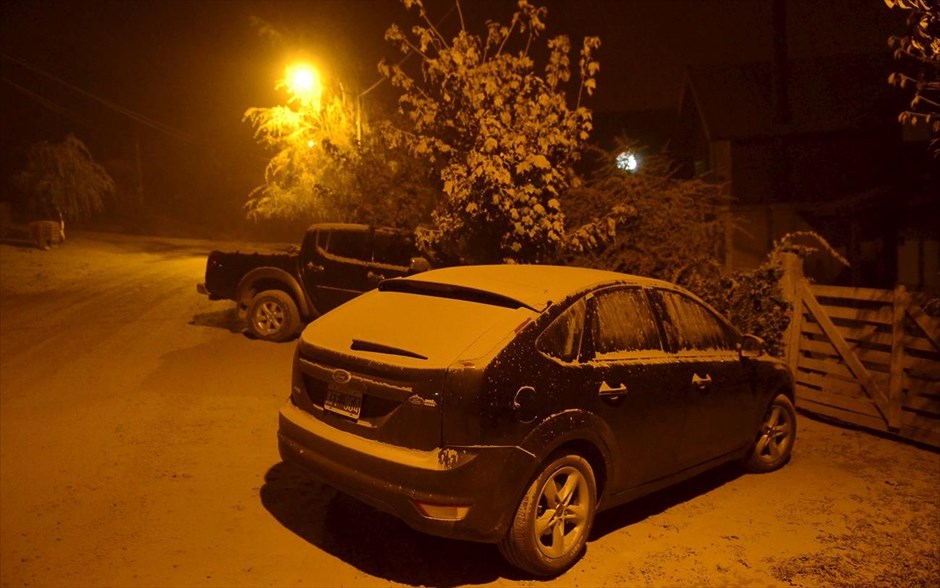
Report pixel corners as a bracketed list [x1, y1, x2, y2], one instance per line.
[284, 63, 322, 107]
[282, 58, 380, 145]
[616, 150, 639, 173]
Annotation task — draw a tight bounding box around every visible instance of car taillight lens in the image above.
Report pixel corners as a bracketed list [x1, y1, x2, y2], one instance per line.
[413, 501, 471, 521]
[207, 253, 221, 270]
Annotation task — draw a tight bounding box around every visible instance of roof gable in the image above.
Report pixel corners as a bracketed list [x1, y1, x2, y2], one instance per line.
[683, 53, 896, 140]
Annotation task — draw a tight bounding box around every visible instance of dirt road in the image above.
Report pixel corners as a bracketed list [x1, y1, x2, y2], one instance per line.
[1, 232, 938, 587]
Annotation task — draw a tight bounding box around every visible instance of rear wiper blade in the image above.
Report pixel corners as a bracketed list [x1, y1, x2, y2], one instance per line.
[350, 338, 428, 360]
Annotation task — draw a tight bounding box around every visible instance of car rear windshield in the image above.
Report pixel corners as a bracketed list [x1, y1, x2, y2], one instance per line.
[305, 289, 536, 366]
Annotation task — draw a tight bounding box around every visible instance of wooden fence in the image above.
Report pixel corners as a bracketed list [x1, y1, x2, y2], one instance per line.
[779, 254, 940, 448]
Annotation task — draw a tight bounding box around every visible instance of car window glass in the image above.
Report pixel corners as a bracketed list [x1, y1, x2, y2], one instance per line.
[327, 230, 372, 261]
[536, 297, 587, 363]
[304, 230, 320, 252]
[657, 290, 737, 351]
[591, 289, 662, 358]
[373, 231, 415, 267]
[316, 229, 328, 250]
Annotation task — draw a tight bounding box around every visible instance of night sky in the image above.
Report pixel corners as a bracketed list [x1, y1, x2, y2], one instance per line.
[0, 0, 905, 221]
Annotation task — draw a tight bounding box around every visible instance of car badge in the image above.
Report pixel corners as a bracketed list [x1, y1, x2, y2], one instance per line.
[332, 369, 352, 385]
[408, 394, 438, 408]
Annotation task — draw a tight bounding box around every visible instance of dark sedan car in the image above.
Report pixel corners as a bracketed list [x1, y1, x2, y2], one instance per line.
[277, 265, 795, 576]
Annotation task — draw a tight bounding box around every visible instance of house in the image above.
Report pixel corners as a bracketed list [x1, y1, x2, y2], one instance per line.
[671, 52, 938, 292]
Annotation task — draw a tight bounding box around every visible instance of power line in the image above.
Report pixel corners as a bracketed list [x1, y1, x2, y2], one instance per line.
[1, 53, 193, 143]
[1, 76, 97, 130]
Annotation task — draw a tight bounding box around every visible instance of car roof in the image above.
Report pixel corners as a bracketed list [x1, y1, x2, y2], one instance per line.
[391, 264, 680, 311]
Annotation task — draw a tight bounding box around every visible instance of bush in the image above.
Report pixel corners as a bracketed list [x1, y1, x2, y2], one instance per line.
[677, 259, 791, 358]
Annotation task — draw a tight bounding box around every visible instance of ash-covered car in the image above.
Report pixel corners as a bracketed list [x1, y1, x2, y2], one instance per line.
[277, 265, 795, 576]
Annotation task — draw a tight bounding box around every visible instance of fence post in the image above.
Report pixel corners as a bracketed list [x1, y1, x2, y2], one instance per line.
[776, 252, 804, 377]
[889, 285, 907, 430]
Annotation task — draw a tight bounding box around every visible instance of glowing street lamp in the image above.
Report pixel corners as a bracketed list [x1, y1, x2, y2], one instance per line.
[616, 150, 639, 173]
[284, 63, 322, 106]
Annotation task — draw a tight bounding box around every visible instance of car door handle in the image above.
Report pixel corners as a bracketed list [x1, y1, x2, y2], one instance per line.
[692, 373, 712, 390]
[306, 262, 324, 273]
[598, 381, 628, 401]
[367, 271, 385, 283]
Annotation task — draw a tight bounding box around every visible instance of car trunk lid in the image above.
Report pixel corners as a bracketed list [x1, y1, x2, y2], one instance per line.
[293, 288, 537, 450]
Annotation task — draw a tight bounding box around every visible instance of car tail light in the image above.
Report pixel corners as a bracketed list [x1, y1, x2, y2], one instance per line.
[413, 501, 471, 521]
[207, 252, 222, 270]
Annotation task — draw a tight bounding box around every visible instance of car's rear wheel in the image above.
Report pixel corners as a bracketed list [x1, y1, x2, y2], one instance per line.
[745, 393, 796, 473]
[498, 453, 596, 577]
[247, 289, 300, 342]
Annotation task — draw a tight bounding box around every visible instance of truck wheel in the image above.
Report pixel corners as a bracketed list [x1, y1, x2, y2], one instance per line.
[247, 290, 300, 342]
[498, 453, 596, 577]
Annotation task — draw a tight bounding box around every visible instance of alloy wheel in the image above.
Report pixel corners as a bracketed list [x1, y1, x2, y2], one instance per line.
[254, 300, 285, 336]
[755, 403, 794, 464]
[533, 466, 590, 559]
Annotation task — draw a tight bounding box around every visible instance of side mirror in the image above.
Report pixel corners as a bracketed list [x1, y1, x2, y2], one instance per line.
[739, 334, 765, 359]
[409, 256, 431, 274]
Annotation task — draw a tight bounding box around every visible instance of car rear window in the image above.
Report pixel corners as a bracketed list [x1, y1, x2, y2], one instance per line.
[304, 289, 536, 366]
[537, 298, 587, 363]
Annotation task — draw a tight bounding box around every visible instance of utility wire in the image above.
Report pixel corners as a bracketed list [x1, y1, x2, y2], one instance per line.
[1, 76, 97, 130]
[1, 53, 193, 142]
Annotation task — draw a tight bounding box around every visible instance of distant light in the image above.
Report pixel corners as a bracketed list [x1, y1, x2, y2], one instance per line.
[616, 151, 639, 173]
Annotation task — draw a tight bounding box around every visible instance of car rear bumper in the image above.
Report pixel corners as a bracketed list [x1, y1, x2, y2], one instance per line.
[196, 282, 223, 300]
[277, 401, 537, 543]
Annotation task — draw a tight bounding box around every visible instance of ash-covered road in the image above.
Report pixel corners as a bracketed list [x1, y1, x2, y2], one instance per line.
[2, 232, 937, 587]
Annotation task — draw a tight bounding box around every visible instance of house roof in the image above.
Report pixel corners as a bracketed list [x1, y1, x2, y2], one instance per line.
[683, 53, 897, 141]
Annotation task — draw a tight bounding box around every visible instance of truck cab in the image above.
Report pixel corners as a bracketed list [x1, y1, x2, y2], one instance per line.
[301, 225, 419, 313]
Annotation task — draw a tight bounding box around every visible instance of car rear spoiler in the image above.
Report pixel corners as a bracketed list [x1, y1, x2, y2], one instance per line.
[378, 278, 540, 312]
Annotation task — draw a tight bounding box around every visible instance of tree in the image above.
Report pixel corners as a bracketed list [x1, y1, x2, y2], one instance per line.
[381, 0, 606, 263]
[244, 66, 437, 228]
[15, 134, 114, 221]
[562, 140, 729, 281]
[886, 0, 940, 157]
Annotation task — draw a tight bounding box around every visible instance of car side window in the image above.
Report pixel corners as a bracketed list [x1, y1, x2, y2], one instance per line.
[655, 290, 738, 351]
[536, 297, 587, 363]
[326, 230, 372, 261]
[372, 231, 415, 267]
[590, 288, 662, 358]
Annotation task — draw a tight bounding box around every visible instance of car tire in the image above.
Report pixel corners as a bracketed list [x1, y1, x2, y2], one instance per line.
[745, 393, 797, 473]
[498, 453, 596, 577]
[247, 289, 301, 342]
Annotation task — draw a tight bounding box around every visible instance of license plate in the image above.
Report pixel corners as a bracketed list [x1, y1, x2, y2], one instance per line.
[324, 386, 363, 420]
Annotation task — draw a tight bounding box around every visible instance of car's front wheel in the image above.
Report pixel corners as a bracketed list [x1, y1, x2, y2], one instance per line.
[745, 393, 797, 473]
[247, 289, 301, 342]
[498, 453, 596, 577]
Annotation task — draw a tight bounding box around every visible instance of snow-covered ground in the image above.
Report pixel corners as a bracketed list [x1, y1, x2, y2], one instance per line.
[1, 231, 938, 587]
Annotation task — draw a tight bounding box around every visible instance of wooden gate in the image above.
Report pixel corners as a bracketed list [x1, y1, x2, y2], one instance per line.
[780, 254, 940, 447]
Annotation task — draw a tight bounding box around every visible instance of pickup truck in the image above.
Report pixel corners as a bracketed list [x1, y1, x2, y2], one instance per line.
[197, 223, 429, 342]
